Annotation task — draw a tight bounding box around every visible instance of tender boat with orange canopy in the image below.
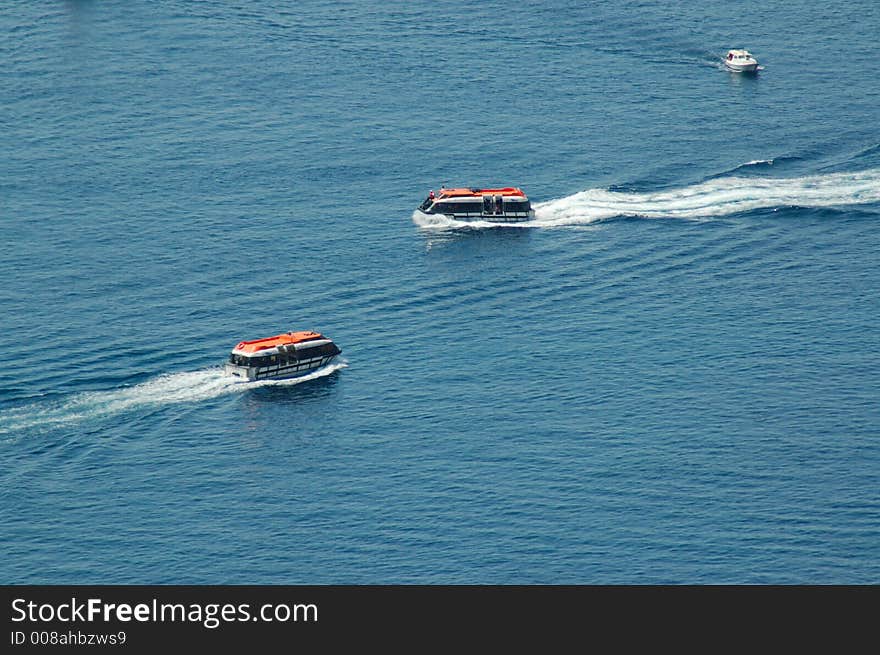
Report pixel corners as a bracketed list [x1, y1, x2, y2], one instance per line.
[418, 186, 535, 222]
[225, 330, 341, 382]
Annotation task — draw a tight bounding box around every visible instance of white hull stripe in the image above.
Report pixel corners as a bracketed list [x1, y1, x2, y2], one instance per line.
[225, 356, 337, 381]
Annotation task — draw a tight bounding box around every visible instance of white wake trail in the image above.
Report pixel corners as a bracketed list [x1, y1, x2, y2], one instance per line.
[533, 168, 880, 226]
[0, 362, 347, 437]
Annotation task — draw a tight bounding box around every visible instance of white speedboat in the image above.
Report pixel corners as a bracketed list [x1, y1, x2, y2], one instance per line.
[417, 186, 535, 223]
[225, 330, 341, 382]
[724, 49, 759, 73]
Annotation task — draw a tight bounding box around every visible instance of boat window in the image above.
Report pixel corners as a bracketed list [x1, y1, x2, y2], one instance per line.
[437, 201, 481, 214]
[503, 200, 531, 213]
[298, 343, 339, 358]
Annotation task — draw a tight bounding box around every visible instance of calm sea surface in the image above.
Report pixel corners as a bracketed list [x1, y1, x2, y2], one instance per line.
[2, 0, 878, 583]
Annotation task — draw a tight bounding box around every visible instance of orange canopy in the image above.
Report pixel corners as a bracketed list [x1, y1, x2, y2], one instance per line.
[234, 331, 324, 353]
[437, 187, 527, 199]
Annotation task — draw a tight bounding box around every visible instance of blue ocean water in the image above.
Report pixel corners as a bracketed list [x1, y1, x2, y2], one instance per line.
[1, 0, 878, 583]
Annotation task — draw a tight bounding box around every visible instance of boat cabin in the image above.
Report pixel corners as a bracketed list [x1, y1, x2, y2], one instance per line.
[225, 330, 341, 381]
[419, 187, 534, 221]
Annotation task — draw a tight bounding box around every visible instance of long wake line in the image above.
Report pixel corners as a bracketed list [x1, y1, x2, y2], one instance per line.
[413, 167, 880, 228]
[0, 362, 348, 437]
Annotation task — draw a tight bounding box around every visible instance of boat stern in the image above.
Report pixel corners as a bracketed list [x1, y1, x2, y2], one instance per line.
[224, 362, 256, 381]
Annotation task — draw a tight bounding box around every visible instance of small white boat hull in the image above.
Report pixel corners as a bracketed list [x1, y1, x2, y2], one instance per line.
[725, 61, 758, 73]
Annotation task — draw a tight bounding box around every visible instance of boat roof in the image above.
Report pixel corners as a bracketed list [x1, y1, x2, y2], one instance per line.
[727, 49, 753, 55]
[233, 331, 326, 353]
[436, 187, 528, 199]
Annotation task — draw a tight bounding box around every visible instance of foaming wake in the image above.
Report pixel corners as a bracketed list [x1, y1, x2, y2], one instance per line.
[0, 362, 347, 437]
[533, 168, 880, 226]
